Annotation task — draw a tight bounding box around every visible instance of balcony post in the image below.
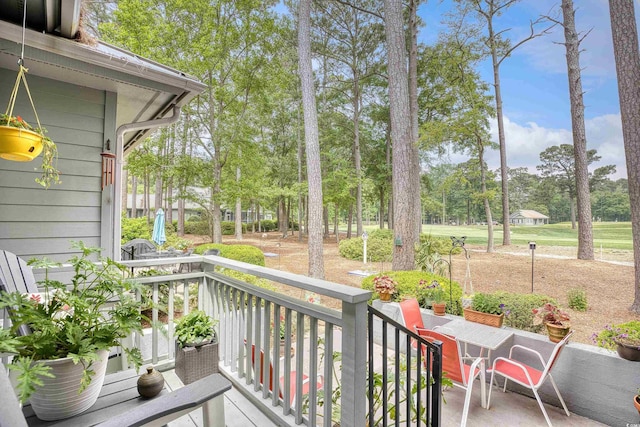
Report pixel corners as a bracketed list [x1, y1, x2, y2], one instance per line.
[340, 298, 368, 427]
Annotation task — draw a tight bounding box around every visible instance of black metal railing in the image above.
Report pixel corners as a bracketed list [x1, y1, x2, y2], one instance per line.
[367, 305, 442, 427]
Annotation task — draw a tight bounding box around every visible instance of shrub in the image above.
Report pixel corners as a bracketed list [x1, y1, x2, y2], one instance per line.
[362, 270, 463, 315]
[121, 216, 151, 243]
[339, 231, 461, 264]
[194, 243, 265, 266]
[183, 220, 210, 236]
[217, 269, 278, 292]
[221, 221, 248, 235]
[255, 219, 277, 232]
[567, 288, 587, 311]
[491, 292, 555, 333]
[339, 232, 393, 262]
[417, 234, 462, 255]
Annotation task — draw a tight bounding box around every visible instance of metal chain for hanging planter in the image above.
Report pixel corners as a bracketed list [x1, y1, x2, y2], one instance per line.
[0, 1, 60, 188]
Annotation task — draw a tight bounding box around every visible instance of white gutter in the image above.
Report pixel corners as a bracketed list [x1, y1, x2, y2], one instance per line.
[111, 105, 182, 260]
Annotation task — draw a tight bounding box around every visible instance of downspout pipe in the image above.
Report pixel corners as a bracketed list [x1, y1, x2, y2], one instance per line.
[112, 105, 182, 260]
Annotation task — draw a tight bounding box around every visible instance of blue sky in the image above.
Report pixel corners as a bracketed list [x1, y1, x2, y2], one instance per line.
[418, 0, 634, 179]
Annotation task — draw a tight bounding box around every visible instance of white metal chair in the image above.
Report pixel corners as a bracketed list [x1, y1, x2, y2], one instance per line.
[487, 331, 573, 427]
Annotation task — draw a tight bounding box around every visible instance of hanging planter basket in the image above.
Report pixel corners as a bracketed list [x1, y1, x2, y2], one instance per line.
[0, 125, 44, 161]
[1, 64, 60, 187]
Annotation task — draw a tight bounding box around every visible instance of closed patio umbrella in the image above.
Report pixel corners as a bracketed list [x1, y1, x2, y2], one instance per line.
[152, 208, 166, 249]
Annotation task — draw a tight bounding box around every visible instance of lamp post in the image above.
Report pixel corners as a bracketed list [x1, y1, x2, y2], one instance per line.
[529, 241, 536, 293]
[448, 236, 467, 308]
[362, 231, 369, 264]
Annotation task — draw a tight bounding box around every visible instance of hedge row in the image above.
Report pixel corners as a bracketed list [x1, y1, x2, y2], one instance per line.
[194, 243, 265, 266]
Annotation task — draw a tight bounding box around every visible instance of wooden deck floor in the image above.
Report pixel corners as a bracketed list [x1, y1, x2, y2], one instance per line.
[163, 370, 276, 427]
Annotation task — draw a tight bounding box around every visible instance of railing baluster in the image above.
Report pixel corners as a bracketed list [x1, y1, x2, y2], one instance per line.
[308, 316, 319, 424]
[168, 280, 175, 360]
[151, 283, 158, 364]
[294, 312, 305, 424]
[323, 323, 334, 427]
[272, 304, 282, 407]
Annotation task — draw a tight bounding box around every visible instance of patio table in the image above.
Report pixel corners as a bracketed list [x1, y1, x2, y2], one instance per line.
[437, 318, 513, 362]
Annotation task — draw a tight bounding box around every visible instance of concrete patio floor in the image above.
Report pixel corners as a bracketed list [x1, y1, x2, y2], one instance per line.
[163, 366, 608, 427]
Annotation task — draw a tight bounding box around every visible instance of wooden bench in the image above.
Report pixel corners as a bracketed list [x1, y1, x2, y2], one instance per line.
[1, 364, 231, 427]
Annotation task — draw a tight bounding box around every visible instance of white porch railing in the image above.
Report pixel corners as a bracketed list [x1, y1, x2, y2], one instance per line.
[120, 255, 371, 427]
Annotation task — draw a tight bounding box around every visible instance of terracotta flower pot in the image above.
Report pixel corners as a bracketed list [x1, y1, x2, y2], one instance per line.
[546, 322, 571, 343]
[432, 302, 446, 316]
[463, 308, 504, 328]
[379, 292, 391, 302]
[634, 395, 640, 415]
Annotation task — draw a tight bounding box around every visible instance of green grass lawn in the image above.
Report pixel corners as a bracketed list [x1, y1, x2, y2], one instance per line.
[414, 222, 634, 251]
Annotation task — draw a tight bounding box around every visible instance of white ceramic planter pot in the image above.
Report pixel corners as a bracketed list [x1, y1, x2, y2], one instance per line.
[28, 349, 109, 421]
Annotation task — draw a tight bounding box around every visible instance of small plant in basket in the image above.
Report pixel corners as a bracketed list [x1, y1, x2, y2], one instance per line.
[533, 302, 571, 343]
[0, 112, 60, 188]
[175, 310, 217, 348]
[592, 321, 640, 360]
[532, 302, 570, 327]
[470, 293, 507, 315]
[373, 275, 397, 301]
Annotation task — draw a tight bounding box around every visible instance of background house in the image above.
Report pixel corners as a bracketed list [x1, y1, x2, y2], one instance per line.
[0, 1, 205, 262]
[509, 209, 549, 226]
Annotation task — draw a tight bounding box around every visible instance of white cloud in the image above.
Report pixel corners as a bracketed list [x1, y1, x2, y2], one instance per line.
[448, 114, 626, 179]
[517, 0, 619, 79]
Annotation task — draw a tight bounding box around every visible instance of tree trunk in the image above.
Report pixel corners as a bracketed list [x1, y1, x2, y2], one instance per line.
[385, 0, 417, 270]
[609, 0, 640, 312]
[408, 0, 422, 242]
[569, 195, 577, 229]
[353, 72, 363, 237]
[562, 0, 594, 259]
[297, 105, 304, 242]
[479, 140, 494, 253]
[235, 166, 243, 240]
[487, 11, 511, 245]
[131, 175, 137, 218]
[379, 187, 385, 229]
[298, 0, 324, 278]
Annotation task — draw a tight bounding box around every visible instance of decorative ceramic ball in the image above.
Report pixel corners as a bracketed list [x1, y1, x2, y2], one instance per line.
[137, 366, 164, 398]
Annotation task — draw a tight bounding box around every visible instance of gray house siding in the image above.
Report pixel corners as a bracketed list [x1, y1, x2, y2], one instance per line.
[0, 67, 109, 262]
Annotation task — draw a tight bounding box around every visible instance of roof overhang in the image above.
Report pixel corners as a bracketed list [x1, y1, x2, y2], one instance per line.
[0, 15, 206, 153]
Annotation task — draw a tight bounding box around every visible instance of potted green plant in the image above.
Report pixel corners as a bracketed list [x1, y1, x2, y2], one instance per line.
[533, 302, 571, 343]
[174, 310, 219, 384]
[373, 275, 397, 302]
[0, 113, 60, 188]
[592, 320, 640, 361]
[420, 280, 447, 316]
[464, 292, 507, 327]
[0, 242, 143, 420]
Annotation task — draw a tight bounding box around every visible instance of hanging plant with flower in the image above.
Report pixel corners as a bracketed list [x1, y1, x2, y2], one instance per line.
[0, 65, 60, 188]
[373, 275, 397, 297]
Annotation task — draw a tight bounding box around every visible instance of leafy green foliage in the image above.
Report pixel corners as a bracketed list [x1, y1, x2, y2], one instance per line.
[567, 288, 588, 311]
[362, 271, 463, 315]
[221, 221, 247, 235]
[470, 293, 505, 315]
[592, 321, 640, 350]
[194, 243, 265, 266]
[0, 242, 143, 402]
[254, 220, 277, 231]
[184, 220, 210, 236]
[338, 231, 393, 262]
[471, 292, 554, 332]
[175, 310, 217, 348]
[121, 216, 151, 243]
